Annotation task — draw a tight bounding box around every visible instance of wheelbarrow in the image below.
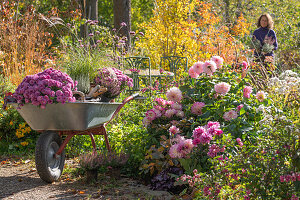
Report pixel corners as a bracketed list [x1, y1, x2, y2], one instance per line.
[4, 93, 140, 183]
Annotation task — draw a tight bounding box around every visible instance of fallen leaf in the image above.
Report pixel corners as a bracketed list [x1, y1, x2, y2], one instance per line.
[79, 191, 85, 194]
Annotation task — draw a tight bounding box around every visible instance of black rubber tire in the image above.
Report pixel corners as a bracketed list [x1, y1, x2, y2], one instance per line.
[35, 131, 65, 183]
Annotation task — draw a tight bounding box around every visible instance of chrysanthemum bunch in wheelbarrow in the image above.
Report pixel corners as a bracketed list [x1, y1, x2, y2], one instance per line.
[12, 68, 77, 108]
[94, 67, 133, 102]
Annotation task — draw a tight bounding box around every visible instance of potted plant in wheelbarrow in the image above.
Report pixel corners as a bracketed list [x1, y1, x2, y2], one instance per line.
[3, 68, 139, 183]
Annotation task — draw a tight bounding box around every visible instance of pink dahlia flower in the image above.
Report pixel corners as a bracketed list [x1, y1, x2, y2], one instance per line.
[165, 109, 177, 118]
[214, 82, 231, 95]
[211, 56, 224, 69]
[176, 110, 184, 118]
[166, 87, 183, 102]
[192, 61, 204, 74]
[243, 86, 253, 98]
[256, 91, 266, 102]
[188, 66, 199, 79]
[171, 103, 182, 110]
[242, 61, 248, 71]
[145, 109, 156, 121]
[223, 110, 238, 121]
[191, 102, 205, 115]
[142, 117, 151, 127]
[169, 125, 180, 135]
[202, 61, 217, 75]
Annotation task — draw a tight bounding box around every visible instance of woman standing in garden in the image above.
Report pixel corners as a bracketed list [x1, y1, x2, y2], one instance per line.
[252, 13, 278, 63]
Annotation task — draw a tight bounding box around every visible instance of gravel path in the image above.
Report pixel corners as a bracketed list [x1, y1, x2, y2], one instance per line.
[0, 158, 174, 200]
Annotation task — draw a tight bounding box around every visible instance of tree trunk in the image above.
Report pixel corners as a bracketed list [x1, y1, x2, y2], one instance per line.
[113, 0, 131, 49]
[80, 0, 98, 38]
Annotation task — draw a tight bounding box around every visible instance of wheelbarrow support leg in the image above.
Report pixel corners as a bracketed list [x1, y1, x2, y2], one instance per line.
[88, 133, 97, 153]
[55, 133, 75, 156]
[100, 126, 111, 152]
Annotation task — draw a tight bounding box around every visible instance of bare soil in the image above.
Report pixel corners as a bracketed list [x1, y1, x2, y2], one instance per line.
[0, 157, 174, 200]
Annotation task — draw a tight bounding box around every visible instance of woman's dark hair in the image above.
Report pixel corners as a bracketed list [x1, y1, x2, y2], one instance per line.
[257, 13, 274, 29]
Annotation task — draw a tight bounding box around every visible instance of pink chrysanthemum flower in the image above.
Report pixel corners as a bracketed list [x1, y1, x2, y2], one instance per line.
[211, 56, 224, 69]
[214, 82, 231, 95]
[188, 66, 199, 79]
[256, 91, 266, 102]
[169, 125, 180, 135]
[145, 109, 156, 121]
[191, 102, 205, 115]
[166, 87, 183, 102]
[192, 61, 204, 74]
[202, 60, 217, 75]
[223, 110, 238, 121]
[243, 86, 253, 98]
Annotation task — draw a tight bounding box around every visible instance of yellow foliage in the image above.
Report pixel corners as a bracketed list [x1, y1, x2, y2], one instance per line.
[136, 0, 251, 71]
[0, 2, 56, 85]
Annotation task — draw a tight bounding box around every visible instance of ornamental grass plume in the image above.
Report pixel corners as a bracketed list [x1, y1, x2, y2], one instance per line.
[166, 87, 183, 102]
[214, 82, 231, 95]
[191, 102, 205, 115]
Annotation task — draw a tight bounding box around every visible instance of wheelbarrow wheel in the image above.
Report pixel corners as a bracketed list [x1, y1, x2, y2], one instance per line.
[35, 131, 65, 183]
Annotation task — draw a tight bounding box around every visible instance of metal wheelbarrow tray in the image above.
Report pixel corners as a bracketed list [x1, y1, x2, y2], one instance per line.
[10, 102, 122, 131]
[4, 93, 140, 183]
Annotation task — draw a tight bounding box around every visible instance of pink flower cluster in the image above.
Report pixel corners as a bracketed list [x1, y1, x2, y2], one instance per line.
[191, 102, 205, 115]
[256, 91, 266, 102]
[12, 68, 77, 109]
[142, 98, 185, 127]
[280, 172, 300, 183]
[223, 109, 238, 121]
[166, 87, 183, 102]
[236, 138, 244, 146]
[214, 82, 231, 95]
[94, 67, 133, 98]
[243, 86, 253, 98]
[207, 144, 225, 158]
[169, 135, 194, 158]
[188, 56, 224, 78]
[177, 169, 201, 187]
[192, 121, 223, 146]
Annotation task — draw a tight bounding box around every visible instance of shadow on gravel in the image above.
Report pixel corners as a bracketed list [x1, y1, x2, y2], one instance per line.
[0, 173, 47, 198]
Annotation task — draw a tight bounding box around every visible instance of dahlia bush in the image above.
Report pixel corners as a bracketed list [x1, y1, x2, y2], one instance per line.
[94, 67, 133, 98]
[141, 56, 299, 198]
[12, 68, 77, 108]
